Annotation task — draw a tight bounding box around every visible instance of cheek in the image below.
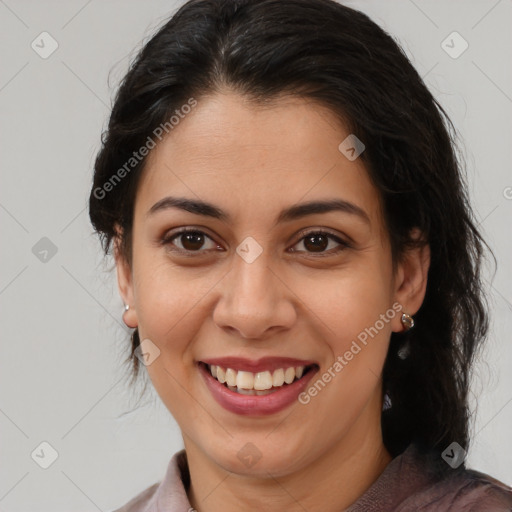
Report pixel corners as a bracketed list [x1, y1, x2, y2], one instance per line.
[132, 251, 225, 360]
[298, 273, 393, 430]
[132, 256, 188, 344]
[301, 263, 393, 343]
[132, 256, 214, 425]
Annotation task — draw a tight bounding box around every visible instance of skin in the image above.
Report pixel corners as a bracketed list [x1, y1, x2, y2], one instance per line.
[116, 92, 430, 512]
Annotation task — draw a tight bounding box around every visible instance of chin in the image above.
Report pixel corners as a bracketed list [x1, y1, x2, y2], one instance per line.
[206, 437, 308, 478]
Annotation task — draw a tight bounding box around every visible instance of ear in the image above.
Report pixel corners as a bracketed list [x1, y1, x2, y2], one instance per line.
[114, 226, 138, 329]
[391, 228, 430, 333]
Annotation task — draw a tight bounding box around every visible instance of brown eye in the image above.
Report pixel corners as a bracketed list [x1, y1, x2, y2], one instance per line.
[163, 229, 220, 254]
[290, 230, 348, 255]
[179, 232, 206, 251]
[303, 233, 329, 252]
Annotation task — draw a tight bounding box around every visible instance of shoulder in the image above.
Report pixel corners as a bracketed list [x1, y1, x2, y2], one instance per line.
[111, 482, 160, 512]
[395, 445, 512, 511]
[111, 450, 191, 512]
[349, 443, 512, 511]
[399, 467, 512, 511]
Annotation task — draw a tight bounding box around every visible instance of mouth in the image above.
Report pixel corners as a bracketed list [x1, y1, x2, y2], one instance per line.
[200, 362, 317, 396]
[197, 358, 319, 415]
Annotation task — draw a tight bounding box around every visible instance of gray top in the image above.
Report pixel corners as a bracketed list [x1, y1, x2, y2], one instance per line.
[113, 444, 512, 511]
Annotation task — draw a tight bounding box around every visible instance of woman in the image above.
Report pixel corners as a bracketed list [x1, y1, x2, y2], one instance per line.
[89, 0, 512, 510]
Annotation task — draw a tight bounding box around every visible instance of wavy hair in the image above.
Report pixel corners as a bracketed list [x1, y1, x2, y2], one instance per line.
[89, 0, 491, 460]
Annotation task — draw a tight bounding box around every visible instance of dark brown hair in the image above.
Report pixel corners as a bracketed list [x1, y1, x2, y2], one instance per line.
[89, 0, 490, 461]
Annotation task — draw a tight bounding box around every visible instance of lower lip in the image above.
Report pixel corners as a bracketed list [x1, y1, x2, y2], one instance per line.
[199, 363, 318, 416]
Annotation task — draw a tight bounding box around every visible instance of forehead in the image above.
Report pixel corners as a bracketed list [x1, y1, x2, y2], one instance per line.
[136, 93, 382, 229]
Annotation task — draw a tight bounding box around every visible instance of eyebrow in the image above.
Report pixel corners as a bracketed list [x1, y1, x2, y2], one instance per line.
[147, 196, 370, 226]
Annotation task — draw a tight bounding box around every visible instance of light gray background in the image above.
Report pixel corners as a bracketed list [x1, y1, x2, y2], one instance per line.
[1, 0, 511, 510]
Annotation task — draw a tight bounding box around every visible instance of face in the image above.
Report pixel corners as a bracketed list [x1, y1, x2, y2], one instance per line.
[117, 92, 427, 477]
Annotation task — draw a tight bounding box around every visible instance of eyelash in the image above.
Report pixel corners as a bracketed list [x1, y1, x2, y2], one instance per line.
[161, 227, 350, 257]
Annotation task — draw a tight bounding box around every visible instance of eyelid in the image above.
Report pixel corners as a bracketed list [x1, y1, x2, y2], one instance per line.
[293, 227, 348, 244]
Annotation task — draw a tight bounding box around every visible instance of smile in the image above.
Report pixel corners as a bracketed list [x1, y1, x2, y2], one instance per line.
[206, 363, 312, 395]
[198, 358, 319, 415]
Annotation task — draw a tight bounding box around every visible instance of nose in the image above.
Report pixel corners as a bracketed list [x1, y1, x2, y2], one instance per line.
[212, 250, 297, 340]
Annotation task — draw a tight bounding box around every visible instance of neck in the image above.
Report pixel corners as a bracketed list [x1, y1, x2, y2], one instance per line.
[185, 394, 392, 512]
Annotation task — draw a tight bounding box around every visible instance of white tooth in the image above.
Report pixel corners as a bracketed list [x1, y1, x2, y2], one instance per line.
[254, 371, 273, 390]
[226, 368, 237, 387]
[210, 365, 217, 378]
[272, 368, 285, 386]
[227, 384, 237, 392]
[217, 366, 226, 384]
[236, 370, 254, 389]
[237, 387, 256, 395]
[295, 366, 304, 379]
[284, 367, 296, 384]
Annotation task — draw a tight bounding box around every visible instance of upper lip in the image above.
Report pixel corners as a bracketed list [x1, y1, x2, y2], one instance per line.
[199, 356, 318, 373]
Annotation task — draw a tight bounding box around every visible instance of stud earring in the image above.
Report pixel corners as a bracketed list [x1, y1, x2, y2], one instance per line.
[401, 312, 414, 331]
[124, 304, 130, 312]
